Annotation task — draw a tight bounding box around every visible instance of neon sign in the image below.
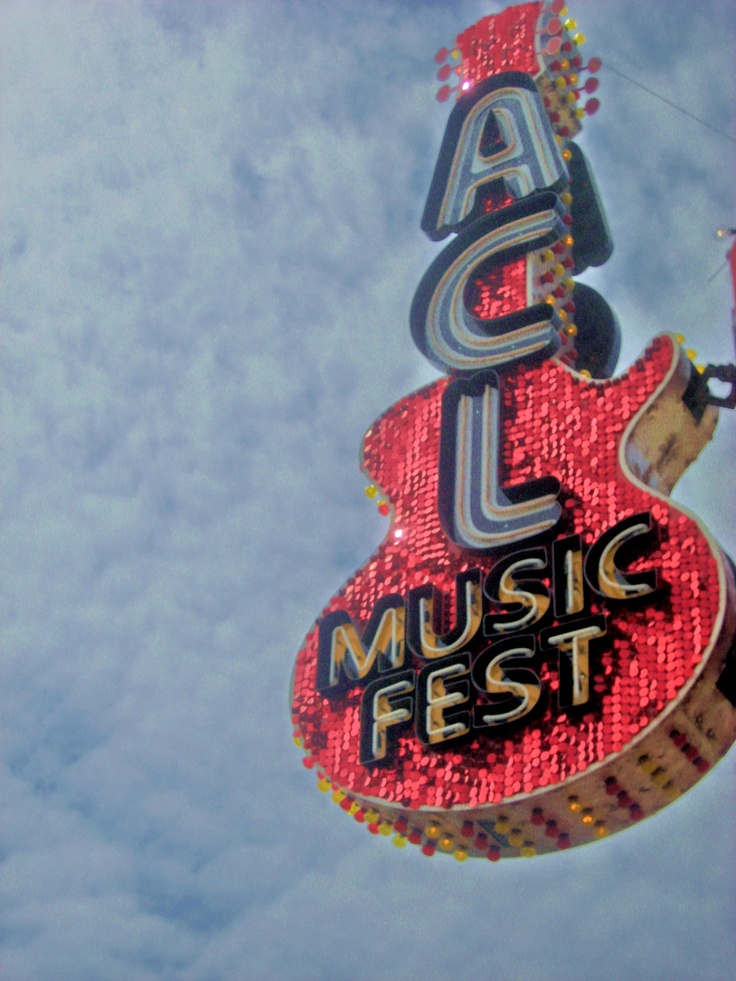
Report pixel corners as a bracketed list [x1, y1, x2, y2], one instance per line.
[291, 1, 736, 861]
[318, 511, 659, 765]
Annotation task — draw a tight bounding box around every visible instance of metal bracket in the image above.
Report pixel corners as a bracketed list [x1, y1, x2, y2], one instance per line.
[699, 306, 736, 410]
[700, 362, 736, 410]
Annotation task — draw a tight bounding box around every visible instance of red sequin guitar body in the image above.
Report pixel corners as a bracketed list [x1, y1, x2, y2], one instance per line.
[291, 1, 736, 860]
[291, 338, 736, 858]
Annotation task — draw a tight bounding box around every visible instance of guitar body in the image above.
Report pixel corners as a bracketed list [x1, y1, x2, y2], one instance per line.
[291, 3, 736, 860]
[291, 337, 736, 858]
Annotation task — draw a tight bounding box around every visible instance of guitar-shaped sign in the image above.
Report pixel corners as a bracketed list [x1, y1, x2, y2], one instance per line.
[290, 0, 736, 861]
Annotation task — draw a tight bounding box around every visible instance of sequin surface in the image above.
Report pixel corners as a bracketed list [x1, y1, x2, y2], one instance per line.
[456, 3, 543, 82]
[291, 336, 722, 810]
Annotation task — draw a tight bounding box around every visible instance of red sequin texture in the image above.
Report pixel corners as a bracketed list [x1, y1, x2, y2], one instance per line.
[467, 256, 527, 320]
[482, 188, 516, 215]
[455, 2, 543, 84]
[291, 335, 720, 809]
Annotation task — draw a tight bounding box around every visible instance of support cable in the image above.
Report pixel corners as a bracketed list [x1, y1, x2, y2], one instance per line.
[604, 63, 736, 146]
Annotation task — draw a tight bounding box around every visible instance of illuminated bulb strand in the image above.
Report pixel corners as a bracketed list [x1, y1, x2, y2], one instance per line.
[668, 729, 711, 773]
[530, 806, 573, 843]
[434, 46, 470, 103]
[536, 221, 578, 365]
[538, 86, 593, 373]
[543, 14, 588, 59]
[567, 784, 648, 826]
[541, 0, 566, 19]
[536, 48, 595, 369]
[544, 55, 601, 134]
[494, 818, 536, 854]
[642, 762, 679, 801]
[501, 809, 571, 851]
[318, 775, 491, 861]
[603, 777, 647, 816]
[530, 808, 574, 848]
[673, 333, 706, 374]
[364, 483, 390, 516]
[537, 2, 577, 59]
[544, 240, 578, 362]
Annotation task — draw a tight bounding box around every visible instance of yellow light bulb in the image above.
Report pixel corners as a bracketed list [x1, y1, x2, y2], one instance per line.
[565, 323, 578, 337]
[392, 834, 407, 848]
[594, 824, 608, 838]
[559, 192, 573, 206]
[568, 797, 582, 812]
[453, 847, 469, 862]
[494, 818, 510, 835]
[564, 234, 574, 246]
[652, 769, 670, 788]
[562, 149, 572, 161]
[425, 822, 441, 839]
[575, 108, 585, 119]
[573, 33, 586, 45]
[520, 845, 536, 858]
[543, 248, 555, 262]
[507, 830, 524, 847]
[438, 835, 455, 852]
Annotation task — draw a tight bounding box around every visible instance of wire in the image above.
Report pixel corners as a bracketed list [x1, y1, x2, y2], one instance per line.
[707, 259, 728, 284]
[604, 63, 736, 146]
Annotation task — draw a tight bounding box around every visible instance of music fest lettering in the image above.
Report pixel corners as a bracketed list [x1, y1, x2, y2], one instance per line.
[291, 1, 736, 861]
[318, 512, 655, 763]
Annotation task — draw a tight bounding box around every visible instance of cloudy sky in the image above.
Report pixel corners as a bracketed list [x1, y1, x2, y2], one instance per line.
[1, 1, 734, 979]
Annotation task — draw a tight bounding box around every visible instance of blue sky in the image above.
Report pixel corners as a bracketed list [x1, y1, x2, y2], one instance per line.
[1, 1, 734, 979]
